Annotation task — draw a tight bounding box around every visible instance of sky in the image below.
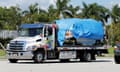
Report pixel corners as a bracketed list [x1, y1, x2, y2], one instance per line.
[0, 0, 120, 10]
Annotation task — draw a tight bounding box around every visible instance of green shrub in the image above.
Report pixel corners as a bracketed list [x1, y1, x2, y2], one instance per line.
[0, 38, 12, 49]
[108, 47, 114, 54]
[0, 49, 5, 56]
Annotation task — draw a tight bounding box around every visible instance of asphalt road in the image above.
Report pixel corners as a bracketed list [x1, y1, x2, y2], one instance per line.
[0, 58, 119, 72]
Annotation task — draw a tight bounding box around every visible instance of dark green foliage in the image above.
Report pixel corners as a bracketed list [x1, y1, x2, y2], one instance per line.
[0, 38, 12, 48]
[111, 4, 120, 24]
[107, 22, 120, 46]
[80, 2, 110, 25]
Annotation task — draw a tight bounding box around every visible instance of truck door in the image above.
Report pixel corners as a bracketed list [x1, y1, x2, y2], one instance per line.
[44, 25, 54, 49]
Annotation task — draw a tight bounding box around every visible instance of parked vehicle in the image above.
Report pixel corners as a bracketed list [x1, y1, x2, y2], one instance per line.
[114, 41, 120, 64]
[6, 18, 108, 63]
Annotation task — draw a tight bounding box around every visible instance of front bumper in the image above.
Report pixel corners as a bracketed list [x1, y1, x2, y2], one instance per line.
[6, 51, 33, 60]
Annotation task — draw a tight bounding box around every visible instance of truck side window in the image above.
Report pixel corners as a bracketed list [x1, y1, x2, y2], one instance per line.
[48, 27, 52, 36]
[44, 26, 52, 37]
[44, 26, 48, 37]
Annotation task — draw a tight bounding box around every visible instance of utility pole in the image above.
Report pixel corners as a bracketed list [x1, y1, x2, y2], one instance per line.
[38, 4, 39, 14]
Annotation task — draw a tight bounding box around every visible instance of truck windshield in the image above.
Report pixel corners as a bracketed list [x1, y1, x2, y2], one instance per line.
[19, 28, 43, 37]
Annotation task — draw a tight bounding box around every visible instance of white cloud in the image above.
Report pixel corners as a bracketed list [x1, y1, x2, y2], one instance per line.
[0, 0, 20, 7]
[118, 3, 120, 7]
[110, 1, 120, 6]
[49, 0, 56, 5]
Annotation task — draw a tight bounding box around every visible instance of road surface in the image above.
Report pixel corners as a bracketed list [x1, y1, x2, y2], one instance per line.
[0, 58, 119, 72]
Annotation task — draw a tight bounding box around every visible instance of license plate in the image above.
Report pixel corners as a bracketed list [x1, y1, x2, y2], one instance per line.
[12, 53, 18, 56]
[59, 51, 76, 59]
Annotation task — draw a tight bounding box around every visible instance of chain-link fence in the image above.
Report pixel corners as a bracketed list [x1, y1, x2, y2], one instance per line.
[0, 30, 18, 39]
[0, 30, 18, 49]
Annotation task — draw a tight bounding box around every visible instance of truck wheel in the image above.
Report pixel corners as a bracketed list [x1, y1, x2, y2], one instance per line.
[60, 59, 69, 63]
[80, 52, 91, 62]
[34, 52, 44, 63]
[114, 55, 120, 64]
[91, 54, 96, 60]
[9, 59, 18, 63]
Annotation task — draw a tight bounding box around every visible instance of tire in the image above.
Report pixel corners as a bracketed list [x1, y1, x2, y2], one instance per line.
[60, 59, 69, 63]
[80, 52, 91, 62]
[114, 55, 120, 64]
[97, 51, 102, 56]
[9, 59, 18, 63]
[34, 52, 44, 63]
[91, 53, 96, 60]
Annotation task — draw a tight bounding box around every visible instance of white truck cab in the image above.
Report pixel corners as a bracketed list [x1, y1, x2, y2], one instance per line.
[6, 24, 45, 63]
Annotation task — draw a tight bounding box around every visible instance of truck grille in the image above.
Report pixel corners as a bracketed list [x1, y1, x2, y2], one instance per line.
[9, 41, 24, 51]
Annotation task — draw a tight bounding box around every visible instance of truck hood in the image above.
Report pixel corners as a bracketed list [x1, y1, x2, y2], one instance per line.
[11, 36, 42, 43]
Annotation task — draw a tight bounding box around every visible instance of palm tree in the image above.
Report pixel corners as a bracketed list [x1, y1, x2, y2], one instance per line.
[81, 2, 110, 25]
[48, 5, 58, 21]
[56, 0, 70, 18]
[48, 0, 76, 20]
[22, 3, 39, 23]
[22, 3, 48, 23]
[111, 4, 120, 23]
[48, 0, 81, 19]
[109, 4, 120, 44]
[25, 3, 38, 14]
[67, 5, 80, 17]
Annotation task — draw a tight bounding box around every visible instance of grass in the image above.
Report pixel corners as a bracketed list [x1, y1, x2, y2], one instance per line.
[96, 47, 114, 58]
[0, 49, 6, 59]
[108, 47, 114, 54]
[0, 49, 5, 56]
[105, 47, 114, 57]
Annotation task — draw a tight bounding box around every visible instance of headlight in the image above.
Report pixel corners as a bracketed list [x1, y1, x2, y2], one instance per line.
[6, 44, 9, 50]
[26, 45, 37, 51]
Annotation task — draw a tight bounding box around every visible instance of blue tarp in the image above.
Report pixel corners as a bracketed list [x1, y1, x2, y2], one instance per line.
[55, 18, 104, 46]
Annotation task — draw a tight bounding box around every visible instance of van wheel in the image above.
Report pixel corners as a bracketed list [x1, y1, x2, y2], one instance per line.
[34, 52, 44, 63]
[9, 59, 18, 63]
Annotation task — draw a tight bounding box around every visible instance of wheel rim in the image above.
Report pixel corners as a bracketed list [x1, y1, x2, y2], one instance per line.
[37, 53, 43, 62]
[86, 53, 91, 61]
